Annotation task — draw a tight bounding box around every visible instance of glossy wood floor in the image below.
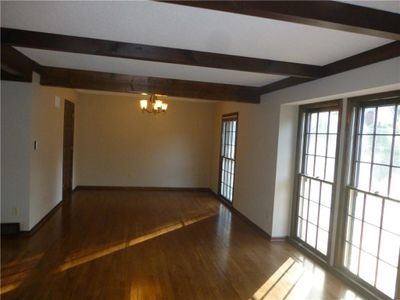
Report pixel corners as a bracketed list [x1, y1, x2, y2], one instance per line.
[1, 190, 364, 300]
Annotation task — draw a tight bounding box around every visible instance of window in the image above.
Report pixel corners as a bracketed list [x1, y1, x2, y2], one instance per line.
[294, 102, 340, 257]
[343, 98, 400, 299]
[219, 113, 238, 203]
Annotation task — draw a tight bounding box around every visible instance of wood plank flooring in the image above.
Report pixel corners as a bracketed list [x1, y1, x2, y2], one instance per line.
[1, 190, 364, 300]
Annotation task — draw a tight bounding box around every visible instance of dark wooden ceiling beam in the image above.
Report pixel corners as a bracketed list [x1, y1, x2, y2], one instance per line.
[1, 45, 38, 81]
[1, 27, 322, 78]
[259, 41, 400, 95]
[39, 66, 260, 103]
[163, 1, 400, 40]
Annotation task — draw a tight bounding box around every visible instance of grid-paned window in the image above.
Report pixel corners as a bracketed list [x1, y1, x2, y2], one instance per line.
[296, 103, 340, 256]
[219, 113, 238, 202]
[344, 100, 400, 299]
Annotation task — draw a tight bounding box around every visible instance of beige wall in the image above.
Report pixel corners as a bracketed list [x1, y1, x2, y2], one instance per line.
[29, 74, 78, 229]
[1, 74, 78, 230]
[74, 93, 216, 188]
[1, 81, 33, 230]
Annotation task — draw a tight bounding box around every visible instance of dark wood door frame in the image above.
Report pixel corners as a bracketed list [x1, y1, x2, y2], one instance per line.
[63, 100, 75, 199]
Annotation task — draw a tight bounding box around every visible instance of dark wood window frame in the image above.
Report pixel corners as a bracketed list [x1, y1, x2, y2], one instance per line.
[337, 91, 400, 300]
[291, 100, 342, 262]
[218, 112, 239, 205]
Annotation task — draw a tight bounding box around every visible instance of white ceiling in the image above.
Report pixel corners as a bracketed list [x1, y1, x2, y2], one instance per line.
[1, 1, 397, 87]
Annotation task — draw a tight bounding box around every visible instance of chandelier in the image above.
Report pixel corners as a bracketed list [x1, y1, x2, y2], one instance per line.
[139, 93, 168, 114]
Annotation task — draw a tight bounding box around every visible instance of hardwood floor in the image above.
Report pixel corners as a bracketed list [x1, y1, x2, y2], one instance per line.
[1, 190, 364, 300]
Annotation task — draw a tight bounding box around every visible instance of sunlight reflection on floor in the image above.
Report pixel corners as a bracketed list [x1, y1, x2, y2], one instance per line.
[0, 253, 44, 295]
[57, 212, 217, 272]
[249, 256, 362, 300]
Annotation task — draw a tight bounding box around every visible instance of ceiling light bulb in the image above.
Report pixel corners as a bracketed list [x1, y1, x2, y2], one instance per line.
[140, 99, 148, 110]
[161, 103, 168, 111]
[154, 100, 163, 109]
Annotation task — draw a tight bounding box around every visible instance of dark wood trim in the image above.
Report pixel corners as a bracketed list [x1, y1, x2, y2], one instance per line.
[1, 45, 38, 82]
[1, 223, 20, 235]
[299, 99, 341, 111]
[39, 66, 259, 103]
[164, 1, 400, 40]
[1, 27, 322, 78]
[21, 200, 64, 236]
[259, 41, 400, 95]
[323, 41, 400, 76]
[348, 89, 400, 103]
[74, 186, 211, 193]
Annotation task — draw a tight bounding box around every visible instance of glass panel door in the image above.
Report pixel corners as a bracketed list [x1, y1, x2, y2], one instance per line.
[295, 104, 340, 257]
[219, 113, 238, 203]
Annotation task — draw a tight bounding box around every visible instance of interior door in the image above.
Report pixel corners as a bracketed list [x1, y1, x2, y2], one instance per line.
[63, 100, 75, 199]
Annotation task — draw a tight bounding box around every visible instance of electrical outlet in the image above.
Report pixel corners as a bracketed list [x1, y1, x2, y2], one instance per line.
[12, 207, 18, 216]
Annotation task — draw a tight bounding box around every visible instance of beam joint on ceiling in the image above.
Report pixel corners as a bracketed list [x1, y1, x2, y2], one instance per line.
[1, 45, 38, 82]
[258, 41, 400, 95]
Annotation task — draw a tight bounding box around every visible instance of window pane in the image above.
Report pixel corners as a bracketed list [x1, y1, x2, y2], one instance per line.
[376, 105, 395, 134]
[317, 229, 328, 255]
[359, 251, 377, 285]
[347, 217, 362, 248]
[306, 155, 314, 176]
[396, 106, 400, 134]
[373, 135, 392, 165]
[379, 229, 400, 266]
[306, 223, 317, 247]
[362, 107, 376, 134]
[316, 134, 327, 156]
[359, 135, 373, 162]
[310, 113, 318, 133]
[307, 134, 316, 155]
[318, 112, 329, 133]
[370, 165, 389, 195]
[364, 195, 382, 226]
[390, 167, 400, 200]
[319, 206, 330, 231]
[348, 190, 364, 220]
[309, 201, 318, 224]
[382, 199, 400, 235]
[393, 136, 400, 167]
[361, 223, 379, 256]
[329, 111, 338, 134]
[310, 179, 320, 203]
[344, 242, 359, 274]
[327, 134, 337, 158]
[356, 162, 371, 191]
[325, 158, 335, 182]
[376, 260, 397, 299]
[300, 219, 306, 240]
[315, 156, 325, 179]
[320, 183, 332, 207]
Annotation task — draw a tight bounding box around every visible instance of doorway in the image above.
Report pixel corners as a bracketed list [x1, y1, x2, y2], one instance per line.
[63, 100, 75, 200]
